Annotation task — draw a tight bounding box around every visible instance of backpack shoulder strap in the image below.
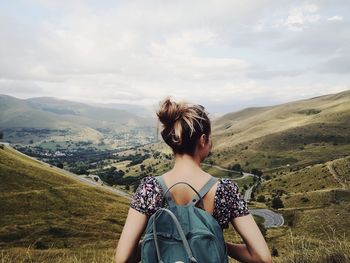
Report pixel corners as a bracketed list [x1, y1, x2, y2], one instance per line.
[156, 175, 218, 207]
[188, 176, 218, 206]
[155, 175, 176, 206]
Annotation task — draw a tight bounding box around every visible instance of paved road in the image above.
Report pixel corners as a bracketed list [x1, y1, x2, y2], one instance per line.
[241, 180, 283, 228]
[249, 208, 284, 228]
[244, 183, 255, 202]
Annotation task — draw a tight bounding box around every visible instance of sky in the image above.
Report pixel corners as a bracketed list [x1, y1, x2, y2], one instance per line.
[0, 0, 349, 115]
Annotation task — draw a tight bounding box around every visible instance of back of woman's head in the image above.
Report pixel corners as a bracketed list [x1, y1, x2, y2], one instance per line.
[156, 96, 211, 156]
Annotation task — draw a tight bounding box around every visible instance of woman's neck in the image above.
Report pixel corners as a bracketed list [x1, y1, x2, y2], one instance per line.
[172, 153, 202, 173]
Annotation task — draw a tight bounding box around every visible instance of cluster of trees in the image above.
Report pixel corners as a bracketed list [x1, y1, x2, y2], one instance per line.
[95, 166, 127, 186]
[254, 193, 284, 209]
[251, 168, 263, 178]
[247, 171, 284, 209]
[229, 163, 242, 171]
[126, 153, 151, 167]
[96, 166, 150, 192]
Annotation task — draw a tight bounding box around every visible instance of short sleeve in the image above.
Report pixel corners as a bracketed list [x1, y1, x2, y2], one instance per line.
[225, 179, 250, 220]
[130, 176, 163, 216]
[213, 178, 250, 229]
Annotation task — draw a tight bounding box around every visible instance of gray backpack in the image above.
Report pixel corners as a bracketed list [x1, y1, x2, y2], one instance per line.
[141, 175, 229, 263]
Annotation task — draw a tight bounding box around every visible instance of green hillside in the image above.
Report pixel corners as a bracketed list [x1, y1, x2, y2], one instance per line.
[0, 145, 130, 262]
[253, 156, 350, 262]
[209, 90, 350, 171]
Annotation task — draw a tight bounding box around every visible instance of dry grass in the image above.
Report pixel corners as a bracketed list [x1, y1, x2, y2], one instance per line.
[0, 247, 115, 263]
[0, 146, 129, 256]
[273, 227, 350, 263]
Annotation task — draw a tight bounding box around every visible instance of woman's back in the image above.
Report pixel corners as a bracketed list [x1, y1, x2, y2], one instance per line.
[162, 170, 217, 214]
[130, 171, 250, 230]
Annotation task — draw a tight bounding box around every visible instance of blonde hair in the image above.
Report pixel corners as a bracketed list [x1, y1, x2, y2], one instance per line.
[156, 96, 211, 155]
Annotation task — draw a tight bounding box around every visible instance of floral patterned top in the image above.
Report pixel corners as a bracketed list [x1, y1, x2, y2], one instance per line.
[130, 176, 250, 229]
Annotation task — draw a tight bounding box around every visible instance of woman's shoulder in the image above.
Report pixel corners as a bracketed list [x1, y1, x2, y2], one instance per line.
[130, 176, 163, 216]
[139, 175, 160, 185]
[137, 176, 163, 195]
[216, 177, 240, 190]
[215, 177, 242, 201]
[213, 177, 250, 229]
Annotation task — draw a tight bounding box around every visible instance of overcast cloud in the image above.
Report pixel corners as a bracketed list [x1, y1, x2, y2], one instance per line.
[0, 0, 349, 115]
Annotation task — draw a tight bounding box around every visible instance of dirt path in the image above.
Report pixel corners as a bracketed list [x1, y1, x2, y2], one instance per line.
[327, 163, 347, 189]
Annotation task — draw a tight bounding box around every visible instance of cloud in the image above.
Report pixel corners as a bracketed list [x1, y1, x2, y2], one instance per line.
[283, 4, 320, 31]
[327, 15, 344, 21]
[0, 0, 349, 114]
[318, 55, 350, 74]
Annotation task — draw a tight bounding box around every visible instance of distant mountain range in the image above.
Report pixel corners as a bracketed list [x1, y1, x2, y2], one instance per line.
[1, 90, 349, 157]
[0, 95, 158, 146]
[0, 95, 154, 130]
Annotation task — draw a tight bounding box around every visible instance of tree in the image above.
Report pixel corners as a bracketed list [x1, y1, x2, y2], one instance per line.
[271, 247, 279, 257]
[231, 163, 242, 171]
[271, 196, 284, 209]
[251, 168, 263, 178]
[56, 162, 64, 169]
[0, 131, 3, 140]
[251, 191, 255, 199]
[264, 175, 272, 180]
[257, 195, 266, 203]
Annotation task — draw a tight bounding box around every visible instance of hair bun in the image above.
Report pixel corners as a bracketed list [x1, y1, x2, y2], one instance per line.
[156, 96, 211, 156]
[156, 97, 186, 128]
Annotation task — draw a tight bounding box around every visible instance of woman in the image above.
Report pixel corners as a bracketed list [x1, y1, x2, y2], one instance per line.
[115, 97, 271, 263]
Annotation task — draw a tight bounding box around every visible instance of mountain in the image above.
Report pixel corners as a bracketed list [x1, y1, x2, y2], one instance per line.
[0, 95, 152, 130]
[210, 90, 350, 171]
[0, 95, 157, 146]
[89, 102, 154, 118]
[0, 144, 130, 261]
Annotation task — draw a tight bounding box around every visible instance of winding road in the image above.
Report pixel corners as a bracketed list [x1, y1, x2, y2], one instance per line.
[249, 209, 284, 228]
[243, 183, 255, 202]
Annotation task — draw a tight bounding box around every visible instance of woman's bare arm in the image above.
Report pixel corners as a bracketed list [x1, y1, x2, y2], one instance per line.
[114, 208, 148, 263]
[227, 214, 272, 263]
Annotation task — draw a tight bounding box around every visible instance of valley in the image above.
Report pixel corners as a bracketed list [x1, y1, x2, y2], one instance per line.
[1, 90, 349, 262]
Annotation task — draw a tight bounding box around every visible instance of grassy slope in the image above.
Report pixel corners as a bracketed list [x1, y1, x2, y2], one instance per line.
[253, 156, 350, 261]
[0, 146, 130, 261]
[210, 90, 350, 171]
